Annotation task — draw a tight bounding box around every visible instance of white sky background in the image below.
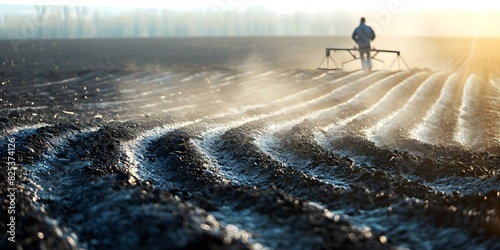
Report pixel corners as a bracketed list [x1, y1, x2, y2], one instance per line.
[1, 0, 499, 37]
[2, 0, 500, 12]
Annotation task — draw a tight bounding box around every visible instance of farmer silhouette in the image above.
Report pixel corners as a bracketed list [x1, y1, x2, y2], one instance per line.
[352, 17, 376, 70]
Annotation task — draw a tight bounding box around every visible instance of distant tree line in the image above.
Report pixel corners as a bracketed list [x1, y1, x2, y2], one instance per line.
[0, 6, 354, 39]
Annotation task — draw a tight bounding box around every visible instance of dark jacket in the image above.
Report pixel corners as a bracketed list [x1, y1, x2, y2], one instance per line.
[352, 23, 375, 49]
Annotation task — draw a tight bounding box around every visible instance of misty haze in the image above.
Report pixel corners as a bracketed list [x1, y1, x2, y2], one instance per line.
[1, 2, 500, 250]
[1, 4, 499, 39]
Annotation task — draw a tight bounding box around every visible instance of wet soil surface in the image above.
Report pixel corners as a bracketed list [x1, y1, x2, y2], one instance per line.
[1, 38, 499, 250]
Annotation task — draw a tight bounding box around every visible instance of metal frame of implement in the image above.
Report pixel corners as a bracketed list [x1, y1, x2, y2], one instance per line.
[317, 47, 410, 71]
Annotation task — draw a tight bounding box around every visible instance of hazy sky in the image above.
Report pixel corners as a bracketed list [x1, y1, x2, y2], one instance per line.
[0, 0, 499, 37]
[1, 0, 500, 12]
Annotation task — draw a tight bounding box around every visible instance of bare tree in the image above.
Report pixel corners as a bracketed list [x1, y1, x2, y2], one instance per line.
[75, 6, 88, 38]
[34, 5, 47, 38]
[62, 6, 71, 38]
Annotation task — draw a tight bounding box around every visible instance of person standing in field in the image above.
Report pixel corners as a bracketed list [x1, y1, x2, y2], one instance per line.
[352, 17, 376, 70]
